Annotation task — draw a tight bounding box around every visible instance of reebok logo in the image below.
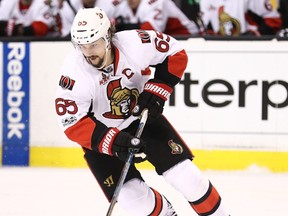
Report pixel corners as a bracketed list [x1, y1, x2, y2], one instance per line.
[3, 42, 30, 165]
[6, 43, 26, 139]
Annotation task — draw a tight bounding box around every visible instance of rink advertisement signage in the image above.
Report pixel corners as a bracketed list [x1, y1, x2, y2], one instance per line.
[169, 73, 288, 121]
[164, 40, 288, 150]
[1, 40, 288, 168]
[2, 42, 30, 166]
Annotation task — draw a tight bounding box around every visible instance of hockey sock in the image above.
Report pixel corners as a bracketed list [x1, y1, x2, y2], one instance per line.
[117, 178, 177, 216]
[163, 159, 229, 216]
[148, 188, 177, 216]
[189, 181, 222, 216]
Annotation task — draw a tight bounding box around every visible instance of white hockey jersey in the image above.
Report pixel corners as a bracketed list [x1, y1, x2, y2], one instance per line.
[55, 30, 187, 150]
[0, 0, 58, 36]
[200, 0, 282, 36]
[112, 0, 199, 35]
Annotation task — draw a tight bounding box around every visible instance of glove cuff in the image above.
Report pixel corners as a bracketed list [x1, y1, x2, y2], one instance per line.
[144, 80, 173, 101]
[98, 128, 120, 156]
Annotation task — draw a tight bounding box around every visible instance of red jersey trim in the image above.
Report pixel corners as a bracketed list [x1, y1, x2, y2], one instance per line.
[264, 17, 282, 30]
[141, 21, 155, 31]
[168, 49, 188, 79]
[141, 67, 152, 76]
[113, 47, 120, 76]
[165, 18, 190, 36]
[64, 116, 95, 149]
[31, 21, 49, 36]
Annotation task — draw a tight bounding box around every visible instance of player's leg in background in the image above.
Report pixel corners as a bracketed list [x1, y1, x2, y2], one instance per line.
[163, 159, 230, 216]
[142, 115, 230, 216]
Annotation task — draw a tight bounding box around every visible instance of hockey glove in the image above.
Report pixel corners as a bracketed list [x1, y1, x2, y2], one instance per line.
[133, 79, 173, 122]
[98, 128, 146, 163]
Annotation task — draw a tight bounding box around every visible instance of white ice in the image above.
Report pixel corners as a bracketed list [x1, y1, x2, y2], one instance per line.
[0, 166, 287, 216]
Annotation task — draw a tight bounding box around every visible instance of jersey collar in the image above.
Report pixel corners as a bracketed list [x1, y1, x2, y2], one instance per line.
[113, 47, 120, 76]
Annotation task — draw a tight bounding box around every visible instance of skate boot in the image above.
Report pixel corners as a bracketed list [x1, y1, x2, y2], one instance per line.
[165, 197, 178, 216]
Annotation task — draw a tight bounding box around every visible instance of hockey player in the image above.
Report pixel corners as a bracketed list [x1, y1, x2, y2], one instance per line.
[112, 0, 201, 36]
[0, 0, 61, 37]
[55, 7, 230, 216]
[200, 0, 282, 36]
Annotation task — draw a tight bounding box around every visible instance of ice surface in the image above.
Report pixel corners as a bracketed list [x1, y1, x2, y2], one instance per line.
[0, 166, 287, 216]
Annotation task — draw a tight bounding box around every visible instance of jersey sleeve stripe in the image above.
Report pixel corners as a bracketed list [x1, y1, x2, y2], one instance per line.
[114, 47, 120, 75]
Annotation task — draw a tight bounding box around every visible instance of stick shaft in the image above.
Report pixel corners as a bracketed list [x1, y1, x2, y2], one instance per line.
[106, 109, 149, 216]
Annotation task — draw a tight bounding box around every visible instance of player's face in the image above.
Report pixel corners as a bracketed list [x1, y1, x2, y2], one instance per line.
[82, 0, 96, 8]
[21, 0, 33, 5]
[127, 0, 141, 10]
[78, 38, 106, 68]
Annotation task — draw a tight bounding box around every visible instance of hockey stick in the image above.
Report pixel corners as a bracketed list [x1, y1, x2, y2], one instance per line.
[106, 108, 149, 216]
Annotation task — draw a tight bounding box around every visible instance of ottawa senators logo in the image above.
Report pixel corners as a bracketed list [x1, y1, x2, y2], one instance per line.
[218, 6, 241, 36]
[59, 75, 75, 90]
[103, 79, 139, 119]
[168, 140, 183, 155]
[136, 29, 151, 43]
